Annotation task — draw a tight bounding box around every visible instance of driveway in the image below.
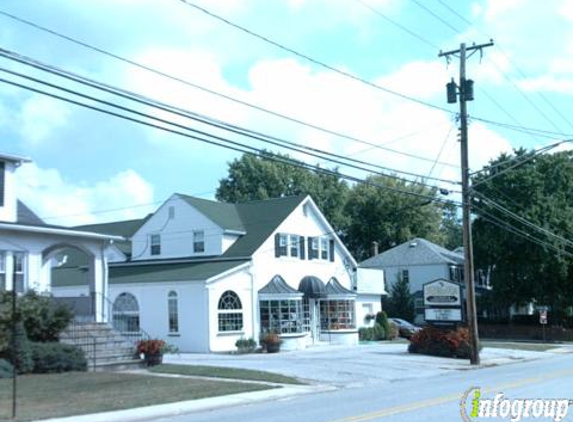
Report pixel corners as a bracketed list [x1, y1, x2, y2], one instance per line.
[165, 342, 555, 388]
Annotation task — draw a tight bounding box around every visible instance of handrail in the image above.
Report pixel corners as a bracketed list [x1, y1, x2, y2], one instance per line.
[66, 318, 97, 371]
[93, 292, 153, 346]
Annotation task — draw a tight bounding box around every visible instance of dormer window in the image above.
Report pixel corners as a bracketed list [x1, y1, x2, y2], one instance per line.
[193, 230, 205, 253]
[150, 234, 161, 256]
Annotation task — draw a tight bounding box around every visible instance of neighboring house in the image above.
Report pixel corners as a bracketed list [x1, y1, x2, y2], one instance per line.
[0, 152, 122, 321]
[52, 192, 386, 352]
[360, 238, 491, 324]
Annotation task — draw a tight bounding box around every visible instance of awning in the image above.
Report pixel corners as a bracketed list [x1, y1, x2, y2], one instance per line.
[326, 277, 357, 298]
[259, 275, 302, 297]
[298, 276, 327, 299]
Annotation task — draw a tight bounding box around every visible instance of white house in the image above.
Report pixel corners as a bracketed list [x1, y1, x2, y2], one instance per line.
[0, 152, 123, 322]
[51, 193, 386, 352]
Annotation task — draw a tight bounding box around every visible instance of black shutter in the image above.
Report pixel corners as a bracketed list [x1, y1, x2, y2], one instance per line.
[275, 233, 281, 258]
[299, 236, 305, 260]
[307, 236, 313, 260]
[329, 239, 335, 262]
[0, 162, 4, 207]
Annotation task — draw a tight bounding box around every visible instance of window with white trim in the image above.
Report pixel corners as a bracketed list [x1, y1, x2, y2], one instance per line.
[13, 252, 25, 293]
[259, 299, 303, 334]
[112, 292, 140, 333]
[150, 234, 161, 256]
[310, 237, 319, 259]
[218, 290, 243, 332]
[193, 230, 205, 253]
[320, 299, 356, 330]
[320, 238, 328, 260]
[289, 235, 300, 258]
[0, 251, 5, 290]
[168, 291, 179, 334]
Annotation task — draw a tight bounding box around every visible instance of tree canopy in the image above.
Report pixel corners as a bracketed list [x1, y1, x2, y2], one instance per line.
[217, 153, 455, 261]
[472, 149, 573, 321]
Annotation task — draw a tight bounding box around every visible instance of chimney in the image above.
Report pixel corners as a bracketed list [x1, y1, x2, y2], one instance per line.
[371, 241, 379, 257]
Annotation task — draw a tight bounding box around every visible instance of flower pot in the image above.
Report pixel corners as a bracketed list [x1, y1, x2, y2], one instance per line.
[144, 353, 163, 366]
[266, 343, 280, 353]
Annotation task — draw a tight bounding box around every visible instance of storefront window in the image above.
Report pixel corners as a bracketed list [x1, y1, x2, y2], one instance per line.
[259, 299, 303, 334]
[320, 300, 356, 330]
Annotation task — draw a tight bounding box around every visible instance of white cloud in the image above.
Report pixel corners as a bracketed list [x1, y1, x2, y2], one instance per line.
[16, 164, 155, 226]
[518, 75, 573, 94]
[18, 95, 71, 147]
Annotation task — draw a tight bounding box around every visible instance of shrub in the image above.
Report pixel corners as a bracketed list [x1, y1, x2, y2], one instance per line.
[0, 321, 34, 374]
[359, 323, 385, 341]
[0, 291, 74, 344]
[30, 342, 87, 373]
[0, 359, 14, 378]
[375, 311, 390, 338]
[16, 291, 74, 342]
[235, 337, 257, 353]
[387, 321, 399, 340]
[408, 326, 477, 359]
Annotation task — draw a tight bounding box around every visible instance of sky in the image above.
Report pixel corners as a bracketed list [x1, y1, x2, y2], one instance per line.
[0, 0, 572, 226]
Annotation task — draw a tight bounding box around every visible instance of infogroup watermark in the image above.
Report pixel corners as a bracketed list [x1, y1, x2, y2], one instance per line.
[460, 387, 572, 422]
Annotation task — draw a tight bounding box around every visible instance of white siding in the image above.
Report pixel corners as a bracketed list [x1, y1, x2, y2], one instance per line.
[131, 195, 224, 260]
[384, 264, 450, 294]
[0, 161, 18, 223]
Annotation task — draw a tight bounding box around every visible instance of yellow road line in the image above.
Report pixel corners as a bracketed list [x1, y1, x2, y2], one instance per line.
[327, 368, 573, 422]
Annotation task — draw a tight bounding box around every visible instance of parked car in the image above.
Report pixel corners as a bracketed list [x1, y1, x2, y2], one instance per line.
[388, 318, 421, 339]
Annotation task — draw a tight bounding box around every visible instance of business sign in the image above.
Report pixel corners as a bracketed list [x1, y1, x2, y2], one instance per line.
[425, 308, 463, 322]
[540, 310, 548, 325]
[423, 279, 462, 307]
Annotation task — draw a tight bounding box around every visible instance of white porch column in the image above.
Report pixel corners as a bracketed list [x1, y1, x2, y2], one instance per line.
[91, 249, 108, 323]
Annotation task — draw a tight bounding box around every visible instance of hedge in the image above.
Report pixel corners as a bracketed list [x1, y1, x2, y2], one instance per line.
[30, 342, 87, 373]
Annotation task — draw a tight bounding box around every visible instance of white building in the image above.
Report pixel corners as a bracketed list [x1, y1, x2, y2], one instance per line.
[51, 194, 386, 352]
[0, 152, 122, 322]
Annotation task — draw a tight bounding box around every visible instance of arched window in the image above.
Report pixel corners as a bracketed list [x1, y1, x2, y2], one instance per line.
[168, 291, 179, 334]
[113, 292, 140, 333]
[217, 290, 243, 332]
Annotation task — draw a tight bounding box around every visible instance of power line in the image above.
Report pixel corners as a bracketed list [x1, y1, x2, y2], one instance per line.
[430, 0, 573, 132]
[0, 48, 460, 188]
[0, 74, 459, 206]
[176, 0, 452, 113]
[475, 192, 573, 249]
[0, 9, 460, 169]
[351, 0, 439, 49]
[471, 140, 572, 184]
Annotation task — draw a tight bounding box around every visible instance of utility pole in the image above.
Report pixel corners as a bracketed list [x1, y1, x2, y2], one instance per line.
[439, 40, 493, 365]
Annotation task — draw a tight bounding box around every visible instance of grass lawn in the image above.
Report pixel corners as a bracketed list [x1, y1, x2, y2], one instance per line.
[483, 341, 559, 352]
[0, 371, 273, 421]
[150, 364, 304, 385]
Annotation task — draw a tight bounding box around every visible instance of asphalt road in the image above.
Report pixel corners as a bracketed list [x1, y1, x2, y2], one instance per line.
[155, 354, 573, 422]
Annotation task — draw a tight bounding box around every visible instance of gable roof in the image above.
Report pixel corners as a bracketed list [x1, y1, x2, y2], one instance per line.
[221, 195, 307, 258]
[74, 216, 150, 255]
[177, 194, 245, 232]
[17, 201, 45, 226]
[360, 238, 464, 268]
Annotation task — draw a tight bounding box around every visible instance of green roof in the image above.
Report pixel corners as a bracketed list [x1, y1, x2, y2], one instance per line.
[109, 259, 249, 283]
[52, 259, 249, 287]
[74, 217, 150, 255]
[221, 195, 307, 258]
[178, 194, 245, 232]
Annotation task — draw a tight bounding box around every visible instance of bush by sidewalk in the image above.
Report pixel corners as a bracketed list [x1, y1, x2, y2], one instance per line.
[408, 326, 478, 359]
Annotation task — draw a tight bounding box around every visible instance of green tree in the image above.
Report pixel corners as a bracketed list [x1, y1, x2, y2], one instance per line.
[472, 149, 573, 323]
[216, 152, 350, 232]
[440, 202, 463, 250]
[344, 175, 444, 260]
[383, 274, 415, 322]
